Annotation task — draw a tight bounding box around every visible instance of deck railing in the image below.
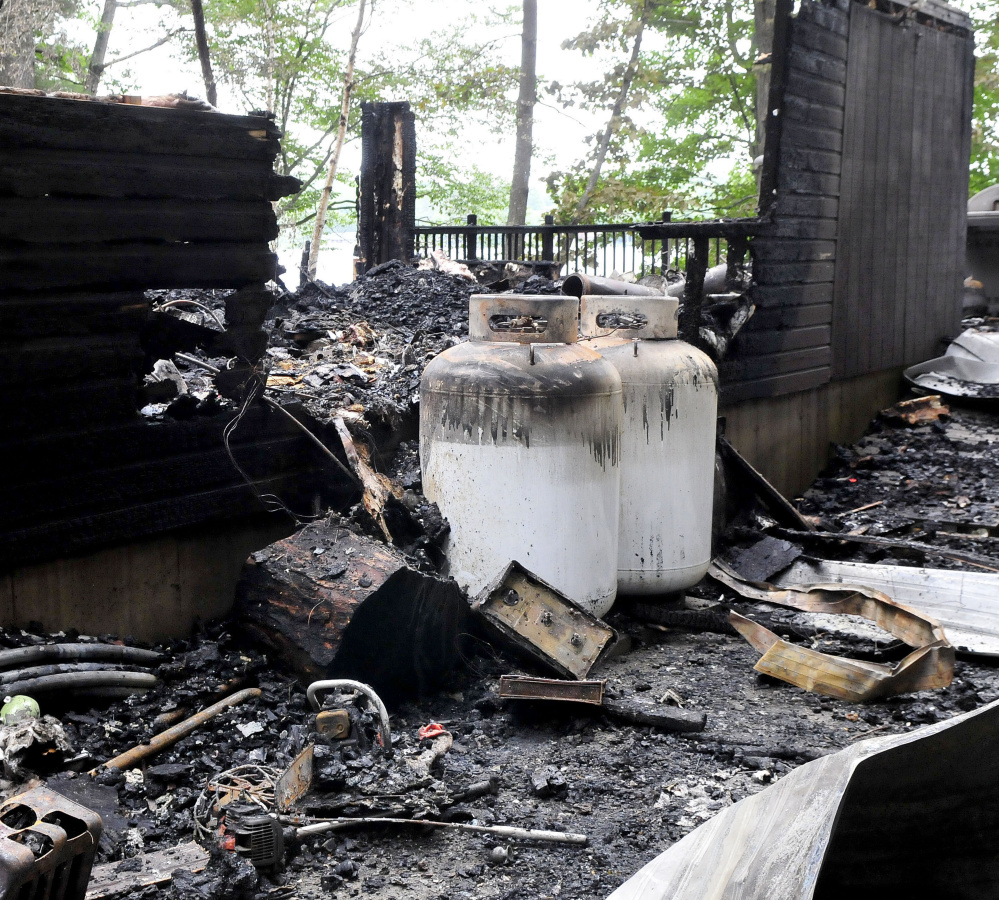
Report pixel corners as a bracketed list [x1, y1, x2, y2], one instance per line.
[414, 214, 728, 279]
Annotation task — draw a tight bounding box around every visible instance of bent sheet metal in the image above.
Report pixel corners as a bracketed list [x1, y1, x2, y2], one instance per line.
[607, 698, 999, 900]
[777, 558, 999, 657]
[709, 561, 953, 701]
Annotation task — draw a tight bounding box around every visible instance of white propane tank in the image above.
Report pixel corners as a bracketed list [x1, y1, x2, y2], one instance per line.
[420, 295, 623, 617]
[579, 295, 718, 595]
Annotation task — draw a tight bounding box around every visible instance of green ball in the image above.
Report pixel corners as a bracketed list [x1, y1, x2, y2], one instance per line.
[1, 695, 40, 723]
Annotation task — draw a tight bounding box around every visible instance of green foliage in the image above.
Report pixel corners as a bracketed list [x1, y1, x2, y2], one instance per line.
[962, 0, 999, 195]
[191, 0, 352, 202]
[418, 150, 511, 224]
[547, 0, 759, 223]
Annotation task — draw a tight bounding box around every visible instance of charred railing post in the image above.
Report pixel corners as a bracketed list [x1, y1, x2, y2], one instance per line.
[465, 214, 478, 261]
[541, 215, 554, 262]
[357, 101, 416, 274]
[726, 235, 750, 292]
[679, 236, 709, 343]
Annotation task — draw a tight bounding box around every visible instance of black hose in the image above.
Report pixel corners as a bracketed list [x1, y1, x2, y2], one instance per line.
[1, 672, 159, 696]
[0, 663, 145, 685]
[0, 644, 162, 671]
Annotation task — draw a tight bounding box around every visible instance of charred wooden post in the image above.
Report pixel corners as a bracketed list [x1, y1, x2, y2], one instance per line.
[235, 520, 467, 701]
[465, 214, 478, 261]
[541, 214, 554, 262]
[356, 101, 416, 274]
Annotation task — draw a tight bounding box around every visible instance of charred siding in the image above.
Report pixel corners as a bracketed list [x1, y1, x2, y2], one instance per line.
[724, 0, 849, 403]
[832, 3, 974, 377]
[0, 95, 326, 569]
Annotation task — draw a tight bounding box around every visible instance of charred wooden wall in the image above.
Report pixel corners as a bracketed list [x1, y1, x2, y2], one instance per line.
[0, 94, 331, 572]
[725, 0, 973, 402]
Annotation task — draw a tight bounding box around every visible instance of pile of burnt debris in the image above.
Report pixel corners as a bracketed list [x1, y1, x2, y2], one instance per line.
[10, 269, 999, 900]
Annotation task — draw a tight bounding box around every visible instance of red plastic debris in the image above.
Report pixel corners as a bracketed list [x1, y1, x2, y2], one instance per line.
[418, 722, 446, 740]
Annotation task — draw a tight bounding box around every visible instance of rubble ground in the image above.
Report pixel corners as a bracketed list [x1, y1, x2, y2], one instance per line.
[3, 400, 996, 899]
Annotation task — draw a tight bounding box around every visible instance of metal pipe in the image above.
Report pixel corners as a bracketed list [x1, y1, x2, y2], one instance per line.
[1, 671, 158, 697]
[561, 273, 660, 298]
[93, 687, 261, 773]
[290, 815, 588, 845]
[306, 679, 391, 751]
[156, 299, 226, 330]
[0, 644, 162, 671]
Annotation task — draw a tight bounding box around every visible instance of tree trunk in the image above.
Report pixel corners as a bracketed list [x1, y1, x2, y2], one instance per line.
[307, 0, 367, 281]
[85, 0, 118, 94]
[753, 0, 777, 169]
[572, 0, 647, 223]
[506, 0, 537, 228]
[190, 0, 217, 107]
[0, 0, 39, 88]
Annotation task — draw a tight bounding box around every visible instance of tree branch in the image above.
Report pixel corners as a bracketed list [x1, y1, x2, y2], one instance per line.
[308, 0, 367, 279]
[103, 28, 188, 69]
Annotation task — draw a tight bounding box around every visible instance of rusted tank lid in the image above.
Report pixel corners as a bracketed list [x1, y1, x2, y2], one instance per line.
[469, 295, 580, 344]
[579, 295, 679, 340]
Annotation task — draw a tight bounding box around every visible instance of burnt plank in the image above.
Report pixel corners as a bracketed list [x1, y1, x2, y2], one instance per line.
[734, 324, 831, 355]
[0, 335, 143, 384]
[796, 0, 849, 36]
[751, 239, 836, 263]
[778, 146, 842, 175]
[751, 283, 833, 307]
[784, 94, 845, 131]
[0, 95, 279, 160]
[0, 242, 277, 290]
[765, 218, 838, 240]
[787, 45, 848, 84]
[770, 193, 839, 218]
[721, 346, 831, 381]
[750, 303, 833, 329]
[779, 120, 843, 154]
[4, 405, 307, 478]
[0, 148, 299, 201]
[0, 198, 278, 244]
[0, 435, 312, 527]
[777, 170, 840, 196]
[0, 379, 140, 429]
[782, 72, 846, 109]
[866, 10, 893, 375]
[719, 366, 831, 403]
[886, 10, 913, 370]
[790, 19, 849, 60]
[0, 472, 320, 569]
[0, 293, 149, 338]
[831, 2, 867, 378]
[753, 259, 835, 284]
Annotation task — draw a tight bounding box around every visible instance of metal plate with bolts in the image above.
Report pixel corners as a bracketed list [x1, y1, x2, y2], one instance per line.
[473, 561, 616, 680]
[315, 709, 350, 739]
[274, 744, 314, 813]
[499, 675, 605, 705]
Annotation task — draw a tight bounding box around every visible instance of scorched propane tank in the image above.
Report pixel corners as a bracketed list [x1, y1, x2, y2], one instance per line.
[420, 295, 622, 617]
[579, 294, 718, 595]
